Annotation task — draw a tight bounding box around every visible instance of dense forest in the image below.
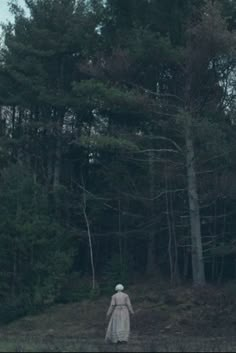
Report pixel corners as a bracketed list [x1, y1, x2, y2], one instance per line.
[1, 0, 236, 322]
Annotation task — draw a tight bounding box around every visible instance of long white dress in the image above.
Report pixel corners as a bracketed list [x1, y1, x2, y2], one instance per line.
[105, 291, 134, 343]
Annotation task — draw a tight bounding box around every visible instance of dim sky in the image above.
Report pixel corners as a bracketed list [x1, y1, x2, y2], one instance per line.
[0, 0, 26, 24]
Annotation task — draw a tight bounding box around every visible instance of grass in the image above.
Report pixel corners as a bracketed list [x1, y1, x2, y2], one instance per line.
[0, 336, 236, 352]
[1, 281, 236, 352]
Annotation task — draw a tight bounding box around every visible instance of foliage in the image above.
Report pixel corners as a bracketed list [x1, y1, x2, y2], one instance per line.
[0, 0, 236, 320]
[58, 272, 100, 303]
[0, 164, 74, 322]
[100, 254, 134, 295]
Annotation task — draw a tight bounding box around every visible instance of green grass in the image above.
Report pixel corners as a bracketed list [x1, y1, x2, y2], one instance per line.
[0, 336, 236, 352]
[1, 282, 236, 352]
[0, 340, 38, 352]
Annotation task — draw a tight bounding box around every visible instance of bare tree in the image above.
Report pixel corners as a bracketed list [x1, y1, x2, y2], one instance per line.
[81, 180, 96, 291]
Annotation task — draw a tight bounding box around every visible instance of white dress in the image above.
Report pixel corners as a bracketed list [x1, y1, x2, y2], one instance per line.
[105, 291, 134, 343]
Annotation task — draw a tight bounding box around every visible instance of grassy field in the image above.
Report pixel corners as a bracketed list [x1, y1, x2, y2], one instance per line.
[0, 281, 236, 352]
[0, 336, 236, 352]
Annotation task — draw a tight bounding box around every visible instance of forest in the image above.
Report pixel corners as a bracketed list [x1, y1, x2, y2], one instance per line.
[1, 0, 236, 323]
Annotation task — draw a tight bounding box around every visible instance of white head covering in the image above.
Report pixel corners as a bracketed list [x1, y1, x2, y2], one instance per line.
[115, 284, 124, 292]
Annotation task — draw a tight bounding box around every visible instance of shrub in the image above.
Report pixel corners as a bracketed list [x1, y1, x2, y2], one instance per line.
[58, 273, 101, 303]
[0, 165, 74, 322]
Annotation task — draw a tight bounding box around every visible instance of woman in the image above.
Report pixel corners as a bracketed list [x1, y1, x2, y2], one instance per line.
[105, 284, 134, 344]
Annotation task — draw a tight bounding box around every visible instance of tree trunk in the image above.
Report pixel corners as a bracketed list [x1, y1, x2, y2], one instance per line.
[146, 149, 156, 275]
[118, 198, 123, 267]
[165, 175, 174, 282]
[82, 189, 96, 291]
[0, 106, 6, 136]
[169, 182, 180, 284]
[147, 231, 156, 275]
[185, 115, 205, 286]
[53, 109, 64, 190]
[53, 136, 61, 189]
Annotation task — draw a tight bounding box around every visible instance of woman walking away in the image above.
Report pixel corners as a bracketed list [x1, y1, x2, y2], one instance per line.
[105, 284, 134, 344]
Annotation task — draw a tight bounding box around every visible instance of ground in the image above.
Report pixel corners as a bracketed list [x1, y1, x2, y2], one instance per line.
[0, 280, 236, 352]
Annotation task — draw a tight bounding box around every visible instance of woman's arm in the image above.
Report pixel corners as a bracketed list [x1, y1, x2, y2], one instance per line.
[126, 295, 134, 314]
[106, 296, 115, 317]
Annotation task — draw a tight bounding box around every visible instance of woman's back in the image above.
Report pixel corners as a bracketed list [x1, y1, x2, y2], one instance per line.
[105, 285, 134, 344]
[113, 292, 128, 305]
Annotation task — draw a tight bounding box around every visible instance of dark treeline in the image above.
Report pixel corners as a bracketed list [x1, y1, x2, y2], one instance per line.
[0, 0, 236, 321]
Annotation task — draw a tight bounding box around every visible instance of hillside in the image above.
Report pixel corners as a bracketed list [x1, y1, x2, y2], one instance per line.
[0, 281, 236, 352]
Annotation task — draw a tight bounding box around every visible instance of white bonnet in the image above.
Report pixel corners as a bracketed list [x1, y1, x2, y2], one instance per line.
[115, 284, 124, 292]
